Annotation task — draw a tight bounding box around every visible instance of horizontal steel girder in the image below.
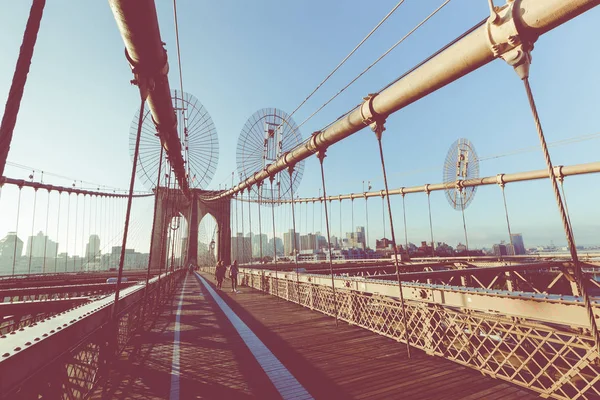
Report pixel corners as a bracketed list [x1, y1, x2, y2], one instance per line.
[214, 0, 600, 201]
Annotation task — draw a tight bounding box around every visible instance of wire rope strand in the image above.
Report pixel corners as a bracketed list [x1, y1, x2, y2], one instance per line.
[375, 131, 411, 357]
[522, 77, 600, 353]
[427, 192, 435, 257]
[293, 0, 451, 133]
[54, 191, 61, 272]
[42, 188, 50, 272]
[317, 151, 339, 326]
[113, 96, 146, 320]
[287, 0, 406, 120]
[270, 178, 279, 297]
[28, 188, 38, 274]
[12, 187, 22, 276]
[402, 194, 408, 252]
[288, 167, 301, 302]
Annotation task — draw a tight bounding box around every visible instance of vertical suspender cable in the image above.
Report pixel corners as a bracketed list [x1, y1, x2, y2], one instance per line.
[317, 150, 339, 325]
[288, 167, 301, 301]
[426, 190, 435, 257]
[81, 194, 86, 270]
[351, 198, 354, 239]
[499, 182, 513, 247]
[402, 193, 408, 252]
[42, 189, 50, 272]
[54, 191, 61, 272]
[241, 188, 245, 263]
[113, 96, 145, 320]
[12, 187, 22, 275]
[460, 196, 470, 256]
[0, 0, 46, 177]
[374, 126, 412, 357]
[248, 185, 253, 263]
[27, 188, 38, 274]
[258, 182, 263, 262]
[365, 196, 370, 250]
[270, 177, 279, 296]
[73, 193, 79, 272]
[381, 195, 386, 239]
[64, 193, 70, 272]
[521, 76, 600, 353]
[339, 199, 342, 247]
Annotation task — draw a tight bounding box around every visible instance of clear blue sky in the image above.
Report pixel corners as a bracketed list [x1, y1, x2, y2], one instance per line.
[1, 1, 599, 256]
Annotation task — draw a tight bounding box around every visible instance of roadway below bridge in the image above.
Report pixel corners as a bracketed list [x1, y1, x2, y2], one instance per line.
[92, 271, 538, 399]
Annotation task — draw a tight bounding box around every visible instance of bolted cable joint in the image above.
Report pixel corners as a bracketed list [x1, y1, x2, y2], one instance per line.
[316, 149, 327, 164]
[496, 173, 506, 189]
[485, 0, 535, 80]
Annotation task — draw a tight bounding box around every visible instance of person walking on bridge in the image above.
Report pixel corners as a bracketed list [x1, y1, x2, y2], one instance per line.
[215, 261, 225, 290]
[230, 260, 239, 293]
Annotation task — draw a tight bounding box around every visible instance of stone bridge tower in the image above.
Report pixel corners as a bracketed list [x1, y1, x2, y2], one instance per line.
[149, 188, 231, 270]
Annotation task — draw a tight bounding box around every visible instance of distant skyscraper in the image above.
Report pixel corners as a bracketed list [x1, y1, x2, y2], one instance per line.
[283, 229, 300, 256]
[300, 234, 317, 251]
[511, 233, 526, 255]
[231, 233, 251, 263]
[0, 232, 23, 268]
[25, 231, 58, 258]
[85, 234, 100, 260]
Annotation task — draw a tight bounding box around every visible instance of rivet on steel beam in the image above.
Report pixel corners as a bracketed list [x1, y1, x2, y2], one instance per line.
[14, 347, 21, 351]
[25, 341, 31, 346]
[2, 353, 9, 357]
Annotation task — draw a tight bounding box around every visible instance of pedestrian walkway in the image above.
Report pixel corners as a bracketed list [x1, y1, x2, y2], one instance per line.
[93, 271, 539, 399]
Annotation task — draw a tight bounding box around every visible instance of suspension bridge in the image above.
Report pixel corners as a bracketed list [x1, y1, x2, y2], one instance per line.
[1, 0, 599, 398]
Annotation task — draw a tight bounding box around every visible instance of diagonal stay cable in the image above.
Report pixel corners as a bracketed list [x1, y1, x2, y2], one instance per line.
[287, 0, 406, 120]
[294, 0, 451, 134]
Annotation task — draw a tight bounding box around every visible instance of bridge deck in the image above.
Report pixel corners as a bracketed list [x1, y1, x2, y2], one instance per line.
[93, 272, 539, 399]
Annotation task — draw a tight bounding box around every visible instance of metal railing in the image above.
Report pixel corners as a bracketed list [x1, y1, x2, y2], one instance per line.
[0, 268, 185, 399]
[199, 265, 600, 399]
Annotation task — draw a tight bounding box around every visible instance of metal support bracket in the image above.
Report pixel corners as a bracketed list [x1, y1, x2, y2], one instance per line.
[485, 0, 534, 79]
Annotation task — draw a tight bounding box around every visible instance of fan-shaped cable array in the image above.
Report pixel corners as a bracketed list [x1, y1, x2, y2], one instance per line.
[236, 108, 304, 203]
[129, 90, 219, 190]
[443, 138, 479, 211]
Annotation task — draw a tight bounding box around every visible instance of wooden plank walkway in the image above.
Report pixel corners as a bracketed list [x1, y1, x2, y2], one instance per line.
[93, 271, 540, 399]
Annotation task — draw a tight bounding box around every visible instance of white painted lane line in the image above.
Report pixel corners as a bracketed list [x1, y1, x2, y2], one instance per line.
[195, 272, 313, 400]
[169, 273, 189, 400]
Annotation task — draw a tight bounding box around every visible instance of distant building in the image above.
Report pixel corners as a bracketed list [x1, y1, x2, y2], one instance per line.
[300, 234, 317, 252]
[376, 237, 393, 249]
[283, 229, 300, 256]
[25, 231, 58, 259]
[0, 232, 23, 260]
[456, 243, 467, 253]
[231, 233, 251, 264]
[85, 234, 100, 260]
[511, 233, 526, 255]
[0, 232, 24, 274]
[251, 233, 269, 258]
[493, 243, 508, 256]
[297, 249, 326, 262]
[346, 226, 366, 249]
